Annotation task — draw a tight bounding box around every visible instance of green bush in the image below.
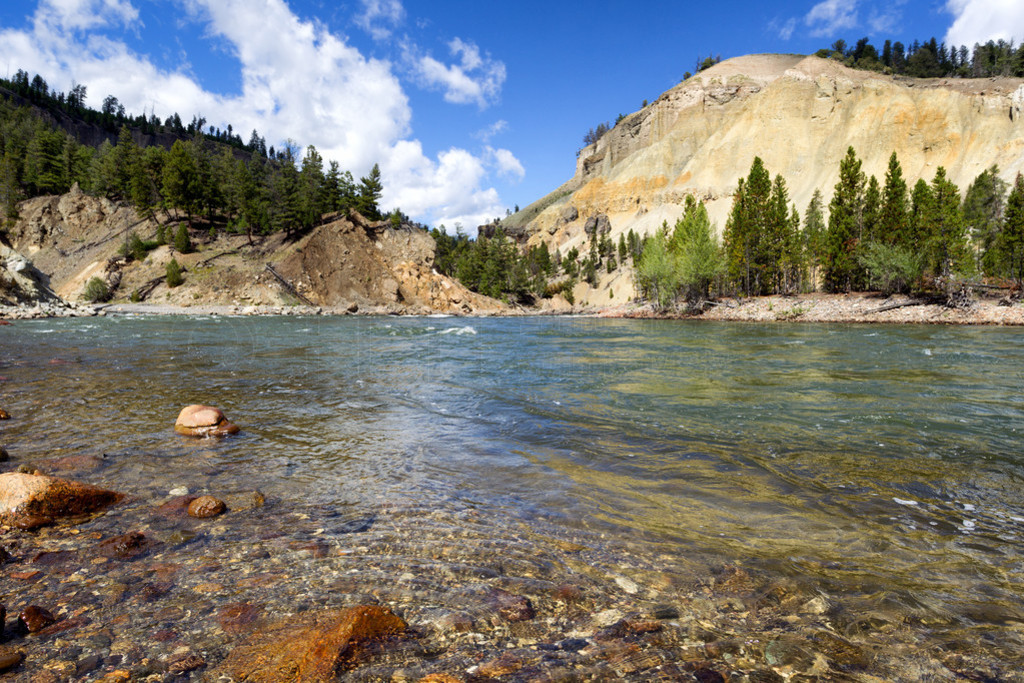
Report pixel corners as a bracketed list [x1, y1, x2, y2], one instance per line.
[82, 277, 111, 302]
[155, 225, 167, 245]
[858, 241, 922, 295]
[166, 258, 183, 287]
[174, 224, 192, 254]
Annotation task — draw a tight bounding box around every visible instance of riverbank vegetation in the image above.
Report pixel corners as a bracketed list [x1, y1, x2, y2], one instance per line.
[634, 148, 1023, 312]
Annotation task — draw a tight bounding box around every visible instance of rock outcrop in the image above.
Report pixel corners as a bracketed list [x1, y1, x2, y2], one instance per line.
[0, 472, 123, 521]
[4, 188, 504, 314]
[514, 54, 1024, 265]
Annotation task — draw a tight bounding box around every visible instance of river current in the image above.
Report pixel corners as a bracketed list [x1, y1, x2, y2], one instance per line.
[2, 315, 1023, 680]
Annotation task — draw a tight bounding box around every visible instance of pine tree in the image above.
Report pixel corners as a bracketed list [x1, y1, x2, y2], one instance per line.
[162, 140, 200, 226]
[1003, 173, 1024, 283]
[879, 152, 909, 247]
[823, 147, 865, 292]
[803, 189, 826, 288]
[928, 167, 970, 277]
[356, 163, 383, 220]
[298, 145, 325, 230]
[174, 223, 192, 254]
[862, 175, 881, 244]
[963, 165, 1008, 276]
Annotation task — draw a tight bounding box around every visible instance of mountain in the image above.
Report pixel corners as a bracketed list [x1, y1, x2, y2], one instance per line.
[510, 53, 1024, 270]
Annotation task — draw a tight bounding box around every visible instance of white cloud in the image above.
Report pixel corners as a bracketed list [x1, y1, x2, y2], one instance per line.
[804, 0, 859, 37]
[488, 147, 525, 181]
[38, 0, 139, 32]
[944, 0, 1024, 48]
[415, 37, 506, 108]
[773, 17, 798, 40]
[0, 0, 514, 231]
[474, 120, 508, 143]
[383, 141, 503, 234]
[356, 0, 404, 40]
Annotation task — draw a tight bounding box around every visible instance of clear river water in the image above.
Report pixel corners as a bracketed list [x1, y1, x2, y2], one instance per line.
[1, 314, 1023, 681]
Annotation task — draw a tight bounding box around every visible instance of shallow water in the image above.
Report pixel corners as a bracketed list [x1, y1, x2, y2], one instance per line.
[2, 315, 1024, 680]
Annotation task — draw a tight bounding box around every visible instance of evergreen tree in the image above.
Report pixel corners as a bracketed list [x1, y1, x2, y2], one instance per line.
[356, 163, 383, 220]
[23, 125, 65, 195]
[0, 151, 20, 225]
[862, 174, 881, 244]
[173, 223, 192, 254]
[879, 152, 909, 246]
[963, 165, 1008, 275]
[161, 140, 200, 226]
[823, 147, 865, 291]
[110, 125, 137, 199]
[1003, 173, 1024, 283]
[298, 145, 326, 230]
[723, 157, 772, 294]
[803, 189, 826, 288]
[928, 167, 970, 277]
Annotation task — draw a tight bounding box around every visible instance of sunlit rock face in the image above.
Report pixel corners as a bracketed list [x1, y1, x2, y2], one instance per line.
[518, 53, 1024, 256]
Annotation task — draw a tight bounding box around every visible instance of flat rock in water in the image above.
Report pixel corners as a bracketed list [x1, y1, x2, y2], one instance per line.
[212, 605, 407, 682]
[174, 404, 240, 437]
[0, 473, 122, 521]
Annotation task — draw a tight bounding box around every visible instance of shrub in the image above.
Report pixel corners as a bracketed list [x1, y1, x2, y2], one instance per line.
[165, 258, 183, 287]
[858, 241, 922, 295]
[82, 277, 111, 303]
[155, 224, 166, 245]
[174, 224, 192, 254]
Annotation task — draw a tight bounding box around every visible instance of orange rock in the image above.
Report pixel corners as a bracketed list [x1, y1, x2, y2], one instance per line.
[0, 408, 9, 420]
[212, 605, 407, 682]
[478, 652, 526, 677]
[174, 405, 239, 437]
[419, 674, 463, 683]
[0, 473, 123, 521]
[188, 496, 226, 518]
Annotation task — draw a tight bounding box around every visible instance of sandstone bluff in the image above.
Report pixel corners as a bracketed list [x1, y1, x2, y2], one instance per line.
[510, 54, 1024, 271]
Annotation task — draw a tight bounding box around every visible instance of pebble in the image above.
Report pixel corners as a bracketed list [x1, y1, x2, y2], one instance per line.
[652, 605, 680, 620]
[0, 408, 9, 420]
[0, 445, 9, 461]
[169, 486, 190, 496]
[0, 652, 23, 673]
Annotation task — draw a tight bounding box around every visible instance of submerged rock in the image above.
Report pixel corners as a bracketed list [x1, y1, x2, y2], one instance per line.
[0, 472, 123, 521]
[0, 446, 8, 462]
[174, 405, 240, 437]
[188, 495, 226, 518]
[0, 651, 22, 674]
[212, 605, 407, 682]
[18, 605, 56, 633]
[0, 408, 9, 419]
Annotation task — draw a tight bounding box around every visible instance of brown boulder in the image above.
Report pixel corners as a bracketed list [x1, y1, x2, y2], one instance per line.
[213, 605, 407, 682]
[188, 496, 226, 518]
[174, 405, 239, 437]
[0, 473, 122, 521]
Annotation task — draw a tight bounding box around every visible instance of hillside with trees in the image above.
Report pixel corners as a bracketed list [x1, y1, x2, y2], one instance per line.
[0, 68, 388, 245]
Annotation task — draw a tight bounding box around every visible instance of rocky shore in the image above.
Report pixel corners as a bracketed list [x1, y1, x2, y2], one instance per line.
[602, 292, 1024, 326]
[4, 292, 1024, 325]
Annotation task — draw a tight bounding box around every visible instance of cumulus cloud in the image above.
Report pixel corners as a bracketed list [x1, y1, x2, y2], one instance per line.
[356, 0, 404, 40]
[416, 38, 506, 108]
[945, 0, 1024, 48]
[804, 0, 859, 37]
[488, 147, 525, 181]
[383, 141, 503, 234]
[0, 0, 515, 230]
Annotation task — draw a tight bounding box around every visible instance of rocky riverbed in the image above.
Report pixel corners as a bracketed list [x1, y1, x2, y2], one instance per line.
[0, 441, 1020, 681]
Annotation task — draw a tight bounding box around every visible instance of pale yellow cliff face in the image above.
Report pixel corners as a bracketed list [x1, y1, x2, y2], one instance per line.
[526, 54, 1024, 254]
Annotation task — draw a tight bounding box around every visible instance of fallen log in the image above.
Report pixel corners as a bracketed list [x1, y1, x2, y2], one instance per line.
[864, 299, 927, 314]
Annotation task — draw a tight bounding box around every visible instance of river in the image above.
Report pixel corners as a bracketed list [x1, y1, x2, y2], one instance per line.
[1, 315, 1022, 680]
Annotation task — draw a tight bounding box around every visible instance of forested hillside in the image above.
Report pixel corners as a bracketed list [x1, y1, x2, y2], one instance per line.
[0, 68, 388, 245]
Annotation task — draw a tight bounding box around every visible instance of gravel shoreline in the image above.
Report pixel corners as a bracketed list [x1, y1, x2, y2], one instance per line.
[3, 293, 1023, 325]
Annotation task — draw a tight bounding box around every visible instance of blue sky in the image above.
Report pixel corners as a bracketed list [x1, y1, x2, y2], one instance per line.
[1, 1, 1022, 233]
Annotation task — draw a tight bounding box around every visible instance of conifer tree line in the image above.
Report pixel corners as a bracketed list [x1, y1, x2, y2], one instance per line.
[0, 72, 387, 238]
[817, 36, 1024, 78]
[718, 148, 1024, 298]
